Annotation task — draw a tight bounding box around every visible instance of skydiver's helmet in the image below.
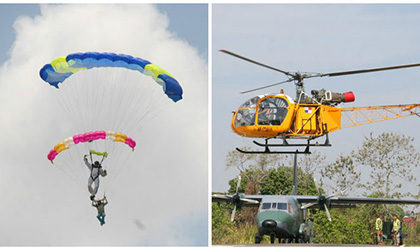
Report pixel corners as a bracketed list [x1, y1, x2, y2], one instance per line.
[94, 161, 100, 168]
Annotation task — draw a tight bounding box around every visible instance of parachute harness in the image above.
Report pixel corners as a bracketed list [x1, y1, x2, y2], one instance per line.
[89, 150, 107, 181]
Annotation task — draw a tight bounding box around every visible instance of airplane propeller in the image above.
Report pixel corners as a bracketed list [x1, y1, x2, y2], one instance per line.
[225, 175, 261, 222]
[300, 178, 342, 222]
[212, 175, 260, 222]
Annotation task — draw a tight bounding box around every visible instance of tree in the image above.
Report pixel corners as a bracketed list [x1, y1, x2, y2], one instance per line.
[259, 166, 319, 195]
[225, 147, 254, 173]
[225, 148, 286, 195]
[320, 155, 361, 195]
[297, 151, 326, 195]
[352, 132, 420, 198]
[313, 208, 372, 244]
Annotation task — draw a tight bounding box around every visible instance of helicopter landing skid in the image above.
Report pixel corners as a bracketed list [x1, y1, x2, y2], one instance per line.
[236, 134, 332, 154]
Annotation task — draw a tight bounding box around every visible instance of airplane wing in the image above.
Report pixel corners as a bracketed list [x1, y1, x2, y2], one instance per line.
[331, 196, 420, 205]
[296, 195, 420, 209]
[212, 193, 262, 207]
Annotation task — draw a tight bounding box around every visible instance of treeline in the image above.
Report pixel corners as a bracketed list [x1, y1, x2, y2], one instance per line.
[212, 132, 420, 245]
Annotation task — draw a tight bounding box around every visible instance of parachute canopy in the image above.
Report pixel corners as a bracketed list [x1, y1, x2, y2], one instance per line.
[48, 130, 136, 163]
[39, 52, 183, 102]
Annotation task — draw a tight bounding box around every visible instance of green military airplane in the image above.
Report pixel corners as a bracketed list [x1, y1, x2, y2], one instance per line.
[213, 154, 420, 244]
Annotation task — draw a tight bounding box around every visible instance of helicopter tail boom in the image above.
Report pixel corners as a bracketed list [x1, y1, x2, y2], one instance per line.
[340, 103, 420, 129]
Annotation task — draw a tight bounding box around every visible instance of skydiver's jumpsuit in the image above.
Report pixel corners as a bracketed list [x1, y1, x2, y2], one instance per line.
[92, 198, 108, 225]
[84, 157, 107, 196]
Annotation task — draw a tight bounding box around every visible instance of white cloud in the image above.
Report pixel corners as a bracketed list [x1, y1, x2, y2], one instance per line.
[0, 4, 207, 246]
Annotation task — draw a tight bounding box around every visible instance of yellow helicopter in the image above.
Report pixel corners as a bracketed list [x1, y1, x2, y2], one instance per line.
[221, 50, 420, 153]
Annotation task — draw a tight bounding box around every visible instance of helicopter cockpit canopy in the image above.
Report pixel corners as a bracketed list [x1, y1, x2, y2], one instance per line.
[239, 96, 261, 109]
[233, 95, 290, 128]
[233, 96, 261, 127]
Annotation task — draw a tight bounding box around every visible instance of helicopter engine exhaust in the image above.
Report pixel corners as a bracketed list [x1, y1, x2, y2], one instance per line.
[311, 89, 355, 104]
[328, 91, 355, 103]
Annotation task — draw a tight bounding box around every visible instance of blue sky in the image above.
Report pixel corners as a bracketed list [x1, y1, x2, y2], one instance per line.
[0, 3, 208, 64]
[0, 4, 40, 63]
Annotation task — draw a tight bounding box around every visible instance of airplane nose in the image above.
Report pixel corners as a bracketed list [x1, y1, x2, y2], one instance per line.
[262, 219, 277, 228]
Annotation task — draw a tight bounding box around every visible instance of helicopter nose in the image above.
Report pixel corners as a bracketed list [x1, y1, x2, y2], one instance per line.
[262, 219, 277, 228]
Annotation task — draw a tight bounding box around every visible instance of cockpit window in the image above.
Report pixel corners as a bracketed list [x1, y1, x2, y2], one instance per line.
[261, 202, 289, 211]
[239, 96, 260, 108]
[234, 108, 256, 127]
[262, 203, 271, 210]
[277, 202, 288, 210]
[257, 97, 289, 126]
[234, 96, 260, 127]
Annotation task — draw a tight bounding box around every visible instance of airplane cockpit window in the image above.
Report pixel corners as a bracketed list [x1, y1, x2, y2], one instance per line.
[277, 202, 288, 210]
[261, 203, 271, 210]
[261, 202, 289, 211]
[233, 96, 260, 127]
[257, 97, 289, 126]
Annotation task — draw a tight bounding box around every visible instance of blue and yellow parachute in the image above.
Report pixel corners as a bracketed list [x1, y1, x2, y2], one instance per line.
[39, 52, 183, 102]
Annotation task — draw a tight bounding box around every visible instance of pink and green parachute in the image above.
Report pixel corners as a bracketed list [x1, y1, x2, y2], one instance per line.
[39, 52, 183, 102]
[47, 130, 136, 163]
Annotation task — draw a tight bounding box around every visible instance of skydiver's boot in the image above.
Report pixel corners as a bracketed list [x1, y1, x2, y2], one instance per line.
[98, 215, 105, 226]
[97, 215, 103, 226]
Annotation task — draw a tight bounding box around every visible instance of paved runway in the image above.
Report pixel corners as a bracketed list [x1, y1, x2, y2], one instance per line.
[216, 243, 406, 247]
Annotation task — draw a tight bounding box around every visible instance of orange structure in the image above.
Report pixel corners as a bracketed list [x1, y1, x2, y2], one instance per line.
[231, 93, 420, 140]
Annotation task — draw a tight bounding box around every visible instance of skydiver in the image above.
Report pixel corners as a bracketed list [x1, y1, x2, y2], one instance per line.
[92, 196, 108, 226]
[84, 154, 107, 200]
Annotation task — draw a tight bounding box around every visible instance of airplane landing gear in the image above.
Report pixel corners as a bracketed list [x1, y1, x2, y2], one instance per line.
[270, 233, 276, 244]
[255, 234, 262, 244]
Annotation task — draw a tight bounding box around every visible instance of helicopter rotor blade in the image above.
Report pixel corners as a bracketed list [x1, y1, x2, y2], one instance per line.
[220, 49, 294, 77]
[239, 79, 294, 94]
[320, 62, 420, 78]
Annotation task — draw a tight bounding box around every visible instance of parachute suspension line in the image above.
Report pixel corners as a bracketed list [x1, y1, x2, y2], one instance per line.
[100, 154, 106, 165]
[122, 86, 170, 133]
[53, 67, 174, 136]
[103, 141, 131, 194]
[51, 72, 92, 133]
[108, 70, 132, 132]
[55, 165, 85, 191]
[104, 140, 120, 190]
[52, 140, 90, 190]
[53, 91, 84, 133]
[89, 151, 93, 164]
